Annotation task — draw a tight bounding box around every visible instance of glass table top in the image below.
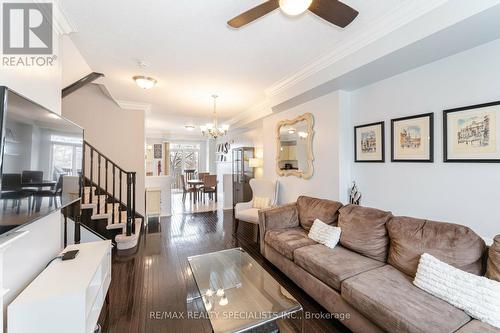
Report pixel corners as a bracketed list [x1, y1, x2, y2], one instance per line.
[187, 248, 302, 333]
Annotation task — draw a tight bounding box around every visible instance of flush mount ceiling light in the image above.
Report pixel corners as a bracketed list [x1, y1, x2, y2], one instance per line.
[279, 0, 312, 16]
[133, 75, 157, 89]
[184, 125, 195, 131]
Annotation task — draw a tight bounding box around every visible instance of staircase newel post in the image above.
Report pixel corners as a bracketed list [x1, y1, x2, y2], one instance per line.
[132, 172, 136, 234]
[81, 141, 86, 204]
[90, 148, 94, 204]
[105, 160, 108, 214]
[74, 202, 81, 244]
[112, 165, 115, 224]
[97, 155, 101, 214]
[119, 172, 122, 224]
[126, 172, 132, 236]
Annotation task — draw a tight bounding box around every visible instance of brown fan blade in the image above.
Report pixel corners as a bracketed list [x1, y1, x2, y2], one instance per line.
[228, 0, 280, 28]
[309, 0, 359, 28]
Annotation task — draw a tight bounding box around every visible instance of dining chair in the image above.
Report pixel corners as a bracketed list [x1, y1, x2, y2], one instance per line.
[1, 173, 30, 213]
[180, 174, 196, 203]
[32, 174, 64, 211]
[201, 175, 217, 203]
[198, 172, 209, 181]
[21, 170, 43, 183]
[21, 170, 44, 192]
[184, 169, 196, 182]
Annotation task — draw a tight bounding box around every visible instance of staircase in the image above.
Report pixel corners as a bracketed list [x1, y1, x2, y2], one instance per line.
[79, 140, 143, 250]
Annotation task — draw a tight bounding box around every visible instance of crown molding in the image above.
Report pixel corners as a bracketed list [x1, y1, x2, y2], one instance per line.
[116, 100, 152, 113]
[93, 84, 152, 113]
[264, 0, 449, 97]
[226, 99, 272, 128]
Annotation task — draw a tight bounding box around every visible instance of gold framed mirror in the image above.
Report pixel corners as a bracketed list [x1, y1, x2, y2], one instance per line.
[276, 113, 314, 179]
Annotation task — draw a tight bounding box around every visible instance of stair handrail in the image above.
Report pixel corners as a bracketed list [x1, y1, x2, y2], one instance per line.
[82, 140, 136, 236]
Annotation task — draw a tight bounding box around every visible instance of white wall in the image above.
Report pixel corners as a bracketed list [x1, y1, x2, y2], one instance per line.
[350, 38, 500, 241]
[62, 84, 146, 215]
[263, 91, 350, 204]
[60, 35, 92, 88]
[0, 29, 65, 331]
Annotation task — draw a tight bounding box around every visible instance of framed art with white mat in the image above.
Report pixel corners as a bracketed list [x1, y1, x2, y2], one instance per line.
[444, 101, 500, 162]
[354, 121, 385, 162]
[391, 113, 434, 162]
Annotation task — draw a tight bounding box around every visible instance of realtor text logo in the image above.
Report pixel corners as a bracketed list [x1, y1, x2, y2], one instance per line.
[3, 3, 52, 54]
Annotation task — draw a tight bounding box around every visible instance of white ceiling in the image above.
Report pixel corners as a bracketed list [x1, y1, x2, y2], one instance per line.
[60, 0, 405, 136]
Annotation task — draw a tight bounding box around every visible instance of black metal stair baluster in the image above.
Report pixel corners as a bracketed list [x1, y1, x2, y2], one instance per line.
[126, 172, 132, 236]
[119, 172, 122, 224]
[97, 154, 101, 214]
[112, 164, 116, 224]
[90, 148, 94, 204]
[105, 160, 108, 214]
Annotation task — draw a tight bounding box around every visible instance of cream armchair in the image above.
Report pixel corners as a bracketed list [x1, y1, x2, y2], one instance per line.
[234, 179, 278, 238]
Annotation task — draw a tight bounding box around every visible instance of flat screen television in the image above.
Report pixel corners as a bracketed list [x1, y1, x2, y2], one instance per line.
[0, 86, 83, 236]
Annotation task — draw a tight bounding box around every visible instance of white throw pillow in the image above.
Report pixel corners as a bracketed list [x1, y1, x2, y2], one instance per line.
[308, 219, 341, 249]
[414, 253, 500, 329]
[253, 196, 270, 209]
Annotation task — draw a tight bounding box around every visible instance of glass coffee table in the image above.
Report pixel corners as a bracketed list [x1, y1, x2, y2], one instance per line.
[187, 248, 303, 333]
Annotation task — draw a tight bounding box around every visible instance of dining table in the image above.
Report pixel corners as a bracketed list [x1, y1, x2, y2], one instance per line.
[187, 179, 204, 204]
[21, 180, 57, 189]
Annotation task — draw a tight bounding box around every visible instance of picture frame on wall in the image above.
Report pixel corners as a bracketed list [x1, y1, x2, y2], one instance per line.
[444, 101, 500, 162]
[354, 121, 385, 162]
[153, 144, 162, 159]
[391, 112, 434, 162]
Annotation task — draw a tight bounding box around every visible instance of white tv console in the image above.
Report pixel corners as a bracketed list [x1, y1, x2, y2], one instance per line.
[8, 240, 112, 333]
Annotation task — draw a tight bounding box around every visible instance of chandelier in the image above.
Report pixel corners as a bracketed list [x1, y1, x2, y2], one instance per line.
[200, 95, 229, 139]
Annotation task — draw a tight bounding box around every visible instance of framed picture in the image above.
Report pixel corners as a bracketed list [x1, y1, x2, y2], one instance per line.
[444, 101, 500, 162]
[391, 113, 434, 162]
[153, 144, 162, 159]
[354, 121, 385, 162]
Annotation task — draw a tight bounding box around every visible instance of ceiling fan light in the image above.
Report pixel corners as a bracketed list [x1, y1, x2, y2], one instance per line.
[279, 0, 312, 16]
[133, 75, 157, 89]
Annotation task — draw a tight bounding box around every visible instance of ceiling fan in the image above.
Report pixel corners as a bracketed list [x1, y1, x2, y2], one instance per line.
[228, 0, 359, 29]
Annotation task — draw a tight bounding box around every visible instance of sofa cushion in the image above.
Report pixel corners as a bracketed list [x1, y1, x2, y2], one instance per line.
[338, 204, 392, 262]
[387, 216, 486, 277]
[455, 320, 500, 333]
[264, 228, 317, 260]
[341, 265, 470, 333]
[487, 235, 500, 282]
[296, 196, 343, 230]
[294, 244, 385, 291]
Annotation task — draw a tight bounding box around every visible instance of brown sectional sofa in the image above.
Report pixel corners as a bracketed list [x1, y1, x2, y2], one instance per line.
[258, 196, 499, 333]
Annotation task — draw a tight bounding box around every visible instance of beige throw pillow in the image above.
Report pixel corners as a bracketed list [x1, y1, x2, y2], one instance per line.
[414, 253, 500, 329]
[308, 219, 341, 249]
[253, 197, 270, 209]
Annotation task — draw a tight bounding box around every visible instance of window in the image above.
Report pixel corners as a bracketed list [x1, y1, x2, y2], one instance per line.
[50, 134, 83, 179]
[169, 143, 201, 190]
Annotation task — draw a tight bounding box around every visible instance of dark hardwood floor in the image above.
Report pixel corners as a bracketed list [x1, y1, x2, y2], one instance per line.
[98, 210, 352, 333]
